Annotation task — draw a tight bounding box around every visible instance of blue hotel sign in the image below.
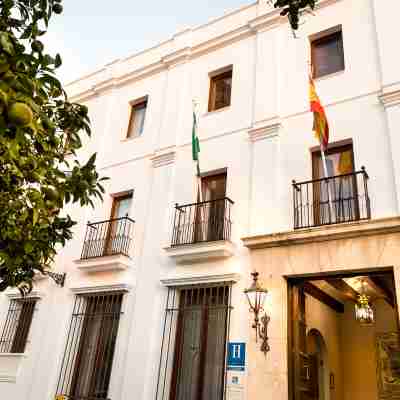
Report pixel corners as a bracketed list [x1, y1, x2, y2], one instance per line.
[227, 342, 246, 371]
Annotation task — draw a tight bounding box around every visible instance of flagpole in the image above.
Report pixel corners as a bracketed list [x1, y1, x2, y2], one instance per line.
[320, 144, 335, 222]
[192, 100, 203, 204]
[308, 61, 335, 222]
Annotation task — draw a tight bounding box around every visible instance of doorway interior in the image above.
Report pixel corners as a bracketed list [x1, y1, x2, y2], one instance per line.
[287, 268, 400, 400]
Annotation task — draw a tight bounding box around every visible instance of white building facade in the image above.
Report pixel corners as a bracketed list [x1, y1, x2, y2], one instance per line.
[2, 1, 400, 400]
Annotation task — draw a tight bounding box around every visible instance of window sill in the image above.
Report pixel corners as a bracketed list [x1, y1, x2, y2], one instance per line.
[203, 106, 231, 117]
[120, 135, 144, 143]
[0, 353, 26, 383]
[314, 69, 345, 82]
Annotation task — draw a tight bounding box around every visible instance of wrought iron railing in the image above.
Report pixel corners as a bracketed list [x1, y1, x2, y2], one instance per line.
[81, 217, 134, 259]
[292, 168, 371, 230]
[171, 197, 234, 246]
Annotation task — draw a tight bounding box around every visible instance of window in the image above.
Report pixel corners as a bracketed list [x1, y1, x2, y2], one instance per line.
[195, 172, 228, 242]
[312, 143, 358, 225]
[311, 28, 344, 78]
[81, 193, 134, 259]
[155, 284, 232, 400]
[56, 292, 124, 400]
[106, 193, 133, 256]
[126, 99, 147, 138]
[0, 298, 37, 353]
[208, 68, 232, 112]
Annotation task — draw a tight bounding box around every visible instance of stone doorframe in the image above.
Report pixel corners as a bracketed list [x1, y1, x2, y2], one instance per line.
[241, 216, 400, 400]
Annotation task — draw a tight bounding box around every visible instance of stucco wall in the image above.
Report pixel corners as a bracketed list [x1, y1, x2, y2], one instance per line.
[1, 0, 400, 399]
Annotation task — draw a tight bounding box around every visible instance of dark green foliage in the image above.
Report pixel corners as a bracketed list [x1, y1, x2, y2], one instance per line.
[272, 0, 317, 30]
[0, 0, 106, 293]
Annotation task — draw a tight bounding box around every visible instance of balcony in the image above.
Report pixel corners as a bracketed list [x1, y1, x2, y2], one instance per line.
[165, 197, 235, 263]
[292, 168, 371, 230]
[74, 216, 134, 272]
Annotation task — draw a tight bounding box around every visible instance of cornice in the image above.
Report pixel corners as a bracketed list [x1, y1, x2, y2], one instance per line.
[248, 9, 281, 32]
[68, 0, 342, 102]
[70, 283, 132, 294]
[161, 47, 191, 68]
[160, 272, 241, 287]
[150, 150, 176, 168]
[242, 217, 400, 249]
[379, 89, 400, 108]
[248, 121, 281, 142]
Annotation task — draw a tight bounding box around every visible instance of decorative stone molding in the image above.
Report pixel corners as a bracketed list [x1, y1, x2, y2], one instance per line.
[6, 290, 42, 300]
[150, 151, 176, 168]
[379, 89, 400, 108]
[70, 283, 132, 294]
[0, 353, 25, 383]
[242, 217, 400, 249]
[74, 254, 132, 273]
[161, 47, 191, 68]
[164, 240, 235, 263]
[248, 122, 281, 142]
[161, 272, 241, 287]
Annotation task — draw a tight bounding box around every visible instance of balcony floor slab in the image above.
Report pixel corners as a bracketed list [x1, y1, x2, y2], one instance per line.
[74, 254, 131, 272]
[164, 240, 235, 263]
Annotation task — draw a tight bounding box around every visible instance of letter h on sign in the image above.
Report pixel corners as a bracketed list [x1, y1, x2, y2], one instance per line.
[227, 342, 246, 371]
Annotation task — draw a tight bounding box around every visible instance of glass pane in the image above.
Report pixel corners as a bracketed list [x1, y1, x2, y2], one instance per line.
[214, 76, 232, 109]
[128, 103, 147, 137]
[202, 305, 227, 399]
[175, 309, 202, 400]
[313, 33, 344, 77]
[316, 149, 356, 223]
[114, 196, 132, 219]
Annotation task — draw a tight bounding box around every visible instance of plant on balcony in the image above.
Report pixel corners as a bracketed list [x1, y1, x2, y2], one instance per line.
[0, 0, 106, 293]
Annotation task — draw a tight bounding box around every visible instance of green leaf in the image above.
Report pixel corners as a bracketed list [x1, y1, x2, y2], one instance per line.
[0, 33, 14, 55]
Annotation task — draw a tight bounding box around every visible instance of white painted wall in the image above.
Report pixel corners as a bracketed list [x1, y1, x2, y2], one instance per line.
[1, 0, 400, 399]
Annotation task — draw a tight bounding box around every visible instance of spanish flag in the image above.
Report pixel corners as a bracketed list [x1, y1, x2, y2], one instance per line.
[309, 76, 329, 151]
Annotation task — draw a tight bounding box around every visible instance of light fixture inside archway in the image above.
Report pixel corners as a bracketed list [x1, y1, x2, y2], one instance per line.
[355, 279, 374, 326]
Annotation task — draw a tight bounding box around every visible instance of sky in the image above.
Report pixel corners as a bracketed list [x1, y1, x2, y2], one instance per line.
[45, 0, 254, 84]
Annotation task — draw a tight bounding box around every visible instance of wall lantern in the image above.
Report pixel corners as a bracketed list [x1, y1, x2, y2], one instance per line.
[244, 271, 270, 354]
[355, 279, 374, 325]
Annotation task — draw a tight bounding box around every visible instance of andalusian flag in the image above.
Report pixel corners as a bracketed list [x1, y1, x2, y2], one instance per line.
[192, 111, 201, 177]
[309, 76, 329, 151]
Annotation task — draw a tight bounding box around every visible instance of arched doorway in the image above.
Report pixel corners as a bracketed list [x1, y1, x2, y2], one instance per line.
[307, 329, 330, 400]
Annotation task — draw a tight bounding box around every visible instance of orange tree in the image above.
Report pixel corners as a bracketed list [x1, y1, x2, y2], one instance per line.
[0, 0, 106, 293]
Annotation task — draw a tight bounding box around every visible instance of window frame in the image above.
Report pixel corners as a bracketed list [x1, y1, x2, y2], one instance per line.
[311, 141, 359, 226]
[310, 28, 345, 79]
[155, 283, 233, 400]
[0, 298, 37, 354]
[126, 97, 148, 139]
[55, 292, 125, 400]
[208, 67, 233, 112]
[311, 142, 355, 181]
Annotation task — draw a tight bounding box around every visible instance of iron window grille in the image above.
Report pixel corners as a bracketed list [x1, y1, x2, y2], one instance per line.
[55, 292, 124, 400]
[0, 298, 37, 353]
[155, 283, 233, 400]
